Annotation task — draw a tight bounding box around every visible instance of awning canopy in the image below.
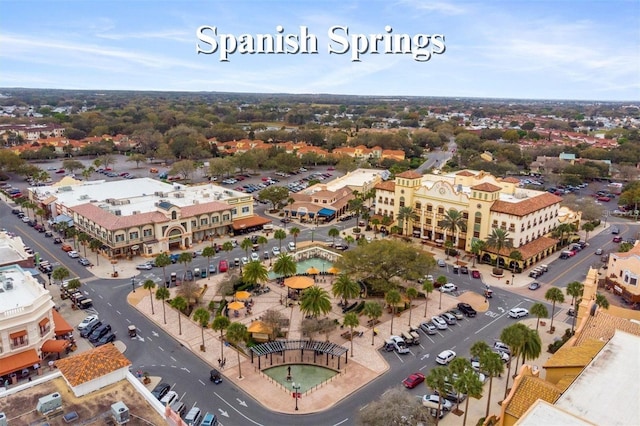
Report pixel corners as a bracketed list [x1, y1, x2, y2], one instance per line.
[0, 349, 40, 377]
[53, 214, 74, 226]
[247, 320, 273, 334]
[52, 308, 73, 336]
[41, 339, 70, 353]
[318, 208, 336, 217]
[39, 317, 50, 327]
[232, 215, 272, 231]
[284, 276, 314, 290]
[9, 330, 27, 339]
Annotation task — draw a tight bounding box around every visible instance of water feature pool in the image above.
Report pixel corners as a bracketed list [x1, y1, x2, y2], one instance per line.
[268, 257, 334, 280]
[262, 364, 338, 393]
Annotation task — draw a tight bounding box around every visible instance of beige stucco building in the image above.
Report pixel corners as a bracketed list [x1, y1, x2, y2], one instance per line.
[374, 170, 577, 269]
[606, 241, 640, 303]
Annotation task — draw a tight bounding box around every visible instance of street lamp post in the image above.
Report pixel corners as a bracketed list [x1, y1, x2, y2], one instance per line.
[311, 230, 314, 243]
[292, 382, 300, 411]
[511, 273, 515, 287]
[131, 277, 136, 293]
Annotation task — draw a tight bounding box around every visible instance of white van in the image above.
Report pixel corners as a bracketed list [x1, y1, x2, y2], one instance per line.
[184, 407, 202, 425]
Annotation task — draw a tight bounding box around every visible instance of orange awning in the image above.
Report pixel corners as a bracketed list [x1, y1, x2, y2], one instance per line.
[9, 330, 27, 339]
[52, 308, 73, 336]
[284, 276, 314, 290]
[41, 339, 70, 353]
[39, 317, 50, 327]
[0, 349, 40, 377]
[232, 215, 272, 230]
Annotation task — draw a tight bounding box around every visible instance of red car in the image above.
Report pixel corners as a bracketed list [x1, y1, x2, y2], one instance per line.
[613, 236, 622, 243]
[402, 372, 425, 389]
[597, 196, 611, 202]
[55, 169, 65, 174]
[218, 259, 229, 273]
[471, 270, 481, 279]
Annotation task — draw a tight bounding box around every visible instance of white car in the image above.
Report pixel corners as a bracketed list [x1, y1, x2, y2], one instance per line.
[436, 349, 457, 365]
[437, 259, 446, 267]
[439, 283, 458, 293]
[136, 262, 153, 270]
[22, 216, 31, 223]
[508, 307, 529, 318]
[272, 247, 281, 256]
[77, 314, 99, 331]
[431, 316, 448, 330]
[423, 394, 453, 411]
[493, 341, 511, 355]
[388, 335, 410, 354]
[241, 256, 249, 265]
[250, 252, 260, 261]
[67, 250, 79, 258]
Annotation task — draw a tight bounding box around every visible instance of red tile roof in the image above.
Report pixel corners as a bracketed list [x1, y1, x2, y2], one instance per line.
[490, 193, 562, 217]
[71, 204, 168, 231]
[471, 182, 502, 192]
[375, 181, 396, 191]
[396, 171, 422, 179]
[501, 177, 521, 184]
[55, 344, 131, 387]
[456, 171, 475, 176]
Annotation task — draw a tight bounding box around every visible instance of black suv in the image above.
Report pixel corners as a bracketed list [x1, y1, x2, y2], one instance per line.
[89, 324, 112, 343]
[80, 320, 102, 338]
[151, 382, 171, 400]
[457, 302, 477, 318]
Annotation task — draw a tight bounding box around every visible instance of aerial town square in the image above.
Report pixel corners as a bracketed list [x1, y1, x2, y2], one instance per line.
[0, 1, 639, 425]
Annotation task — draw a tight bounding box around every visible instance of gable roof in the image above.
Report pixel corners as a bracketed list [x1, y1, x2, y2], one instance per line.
[396, 170, 422, 179]
[55, 344, 131, 387]
[490, 192, 562, 217]
[573, 310, 640, 346]
[456, 170, 475, 177]
[471, 182, 502, 192]
[375, 181, 395, 192]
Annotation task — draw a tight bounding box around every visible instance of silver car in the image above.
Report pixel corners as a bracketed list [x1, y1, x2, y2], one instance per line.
[431, 316, 448, 330]
[419, 321, 437, 335]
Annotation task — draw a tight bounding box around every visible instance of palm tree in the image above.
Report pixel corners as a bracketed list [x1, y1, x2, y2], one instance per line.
[212, 315, 231, 364]
[256, 235, 268, 256]
[202, 246, 216, 280]
[52, 266, 70, 285]
[457, 368, 484, 426]
[396, 205, 416, 236]
[348, 196, 365, 231]
[530, 302, 548, 331]
[425, 366, 450, 426]
[363, 301, 383, 346]
[470, 341, 490, 359]
[470, 239, 486, 267]
[328, 227, 340, 247]
[242, 260, 268, 288]
[66, 279, 82, 306]
[422, 280, 434, 317]
[581, 222, 595, 241]
[343, 312, 359, 357]
[370, 218, 381, 238]
[170, 296, 188, 335]
[508, 250, 522, 273]
[480, 350, 504, 418]
[406, 287, 418, 326]
[486, 228, 512, 270]
[240, 238, 253, 260]
[300, 286, 332, 318]
[519, 328, 542, 368]
[155, 287, 170, 324]
[444, 240, 454, 260]
[332, 274, 360, 306]
[595, 293, 610, 310]
[449, 357, 472, 414]
[500, 323, 526, 398]
[193, 308, 211, 351]
[143, 279, 156, 315]
[441, 208, 467, 247]
[77, 232, 90, 258]
[289, 227, 300, 249]
[436, 275, 447, 309]
[154, 253, 171, 287]
[273, 254, 296, 278]
[566, 281, 584, 333]
[273, 229, 287, 251]
[225, 322, 248, 379]
[544, 287, 565, 332]
[385, 289, 402, 334]
[178, 252, 192, 282]
[66, 227, 78, 251]
[89, 239, 102, 266]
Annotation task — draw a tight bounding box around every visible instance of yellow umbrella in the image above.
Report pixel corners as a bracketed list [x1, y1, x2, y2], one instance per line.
[306, 267, 320, 275]
[327, 266, 339, 274]
[284, 276, 314, 290]
[235, 291, 251, 300]
[228, 301, 245, 310]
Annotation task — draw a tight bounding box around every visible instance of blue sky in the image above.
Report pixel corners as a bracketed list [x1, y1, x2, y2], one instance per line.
[1, 0, 639, 101]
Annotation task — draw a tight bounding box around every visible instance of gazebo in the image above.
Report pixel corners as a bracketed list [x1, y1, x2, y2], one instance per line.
[247, 320, 273, 342]
[284, 276, 314, 290]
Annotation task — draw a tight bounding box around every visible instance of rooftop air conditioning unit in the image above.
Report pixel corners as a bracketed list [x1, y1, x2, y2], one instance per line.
[36, 392, 62, 415]
[0, 412, 7, 426]
[111, 402, 130, 424]
[3, 278, 14, 291]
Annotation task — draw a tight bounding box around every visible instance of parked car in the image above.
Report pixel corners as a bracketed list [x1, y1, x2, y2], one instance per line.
[419, 321, 437, 334]
[402, 372, 425, 389]
[457, 303, 477, 317]
[423, 394, 453, 411]
[508, 307, 529, 318]
[388, 335, 410, 354]
[44, 230, 53, 237]
[471, 270, 481, 279]
[613, 236, 622, 243]
[528, 282, 541, 291]
[67, 250, 80, 258]
[208, 264, 217, 274]
[77, 314, 99, 331]
[160, 390, 178, 406]
[448, 309, 464, 320]
[151, 382, 171, 400]
[460, 266, 469, 274]
[89, 324, 112, 343]
[95, 332, 116, 347]
[136, 262, 153, 270]
[441, 312, 457, 325]
[53, 237, 63, 244]
[436, 349, 457, 365]
[78, 258, 92, 266]
[80, 320, 103, 338]
[437, 259, 446, 267]
[431, 316, 448, 330]
[439, 283, 458, 293]
[272, 247, 281, 256]
[493, 341, 511, 355]
[201, 412, 218, 426]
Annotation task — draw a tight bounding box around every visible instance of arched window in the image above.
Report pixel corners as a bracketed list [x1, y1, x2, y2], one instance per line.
[399, 196, 405, 207]
[171, 211, 177, 220]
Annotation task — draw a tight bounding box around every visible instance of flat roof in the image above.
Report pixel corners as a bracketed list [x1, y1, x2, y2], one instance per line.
[517, 400, 596, 426]
[0, 265, 45, 313]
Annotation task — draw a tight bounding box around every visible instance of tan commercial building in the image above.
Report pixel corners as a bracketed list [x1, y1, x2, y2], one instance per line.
[606, 241, 640, 304]
[29, 178, 268, 259]
[374, 170, 579, 269]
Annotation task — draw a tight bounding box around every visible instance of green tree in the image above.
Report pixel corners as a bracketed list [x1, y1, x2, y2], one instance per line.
[242, 260, 269, 287]
[258, 186, 290, 210]
[52, 266, 70, 285]
[363, 301, 383, 346]
[221, 241, 234, 259]
[202, 246, 216, 280]
[444, 240, 454, 260]
[77, 232, 90, 258]
[65, 279, 82, 306]
[193, 307, 211, 351]
[300, 286, 332, 318]
[62, 159, 84, 174]
[566, 281, 584, 333]
[441, 208, 467, 247]
[581, 222, 596, 241]
[178, 252, 193, 281]
[396, 205, 417, 236]
[425, 366, 451, 426]
[155, 286, 170, 325]
[385, 289, 402, 335]
[500, 323, 526, 398]
[422, 279, 435, 317]
[449, 357, 473, 413]
[66, 227, 78, 251]
[332, 274, 360, 306]
[170, 296, 188, 335]
[436, 275, 447, 309]
[470, 239, 486, 267]
[225, 322, 248, 379]
[486, 228, 512, 270]
[126, 153, 147, 168]
[519, 327, 542, 369]
[595, 293, 610, 310]
[289, 227, 301, 249]
[273, 253, 296, 278]
[470, 341, 490, 359]
[545, 287, 565, 332]
[530, 302, 548, 331]
[212, 315, 231, 364]
[406, 286, 418, 326]
[508, 250, 522, 273]
[89, 239, 102, 266]
[273, 229, 287, 251]
[348, 194, 366, 231]
[457, 367, 484, 426]
[328, 227, 340, 247]
[240, 238, 253, 266]
[143, 279, 156, 315]
[170, 159, 196, 180]
[479, 350, 504, 418]
[553, 223, 575, 246]
[154, 253, 171, 288]
[343, 312, 360, 357]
